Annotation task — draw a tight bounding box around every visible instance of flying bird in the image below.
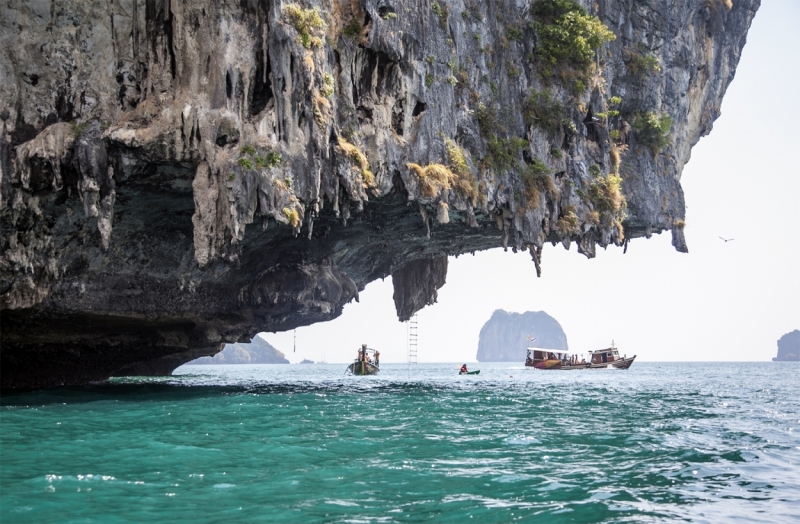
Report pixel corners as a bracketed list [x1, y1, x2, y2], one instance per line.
[719, 237, 734, 242]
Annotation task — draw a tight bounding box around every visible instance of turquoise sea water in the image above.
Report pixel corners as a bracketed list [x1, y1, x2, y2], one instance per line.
[1, 362, 798, 523]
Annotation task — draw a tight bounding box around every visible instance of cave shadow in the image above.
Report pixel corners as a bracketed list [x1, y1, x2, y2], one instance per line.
[0, 381, 457, 406]
[0, 384, 247, 406]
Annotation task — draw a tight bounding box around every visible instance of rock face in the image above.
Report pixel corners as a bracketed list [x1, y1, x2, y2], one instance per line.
[773, 330, 800, 362]
[0, 0, 759, 389]
[188, 335, 289, 364]
[476, 310, 567, 362]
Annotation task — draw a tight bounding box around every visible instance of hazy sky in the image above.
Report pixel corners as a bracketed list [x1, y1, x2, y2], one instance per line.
[267, 1, 799, 364]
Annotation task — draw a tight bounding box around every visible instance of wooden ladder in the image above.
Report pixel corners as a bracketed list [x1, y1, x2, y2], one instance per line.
[407, 313, 418, 365]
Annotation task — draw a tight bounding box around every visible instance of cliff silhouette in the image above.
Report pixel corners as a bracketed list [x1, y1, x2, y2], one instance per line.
[477, 310, 568, 362]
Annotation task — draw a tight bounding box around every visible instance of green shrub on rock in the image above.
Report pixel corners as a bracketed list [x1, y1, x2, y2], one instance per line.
[588, 172, 625, 215]
[283, 4, 327, 49]
[521, 158, 555, 209]
[531, 0, 616, 87]
[266, 151, 282, 168]
[556, 207, 581, 235]
[445, 139, 479, 204]
[342, 18, 362, 38]
[624, 46, 661, 78]
[485, 136, 528, 172]
[587, 171, 626, 240]
[523, 89, 568, 135]
[632, 112, 673, 152]
[431, 2, 449, 29]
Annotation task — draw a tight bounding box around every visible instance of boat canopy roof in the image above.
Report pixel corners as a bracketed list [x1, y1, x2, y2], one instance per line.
[526, 348, 580, 356]
[528, 348, 620, 356]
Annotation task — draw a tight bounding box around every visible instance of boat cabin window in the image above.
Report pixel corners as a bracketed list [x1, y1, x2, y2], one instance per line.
[529, 350, 551, 360]
[528, 349, 583, 363]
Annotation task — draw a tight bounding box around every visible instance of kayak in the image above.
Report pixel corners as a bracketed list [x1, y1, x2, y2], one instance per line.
[459, 370, 480, 375]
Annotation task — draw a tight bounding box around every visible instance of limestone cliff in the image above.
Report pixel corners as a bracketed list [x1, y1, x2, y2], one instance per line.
[0, 0, 759, 389]
[476, 309, 567, 362]
[187, 335, 289, 364]
[772, 330, 800, 362]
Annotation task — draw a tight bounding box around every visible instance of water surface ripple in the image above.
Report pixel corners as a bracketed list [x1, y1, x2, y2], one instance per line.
[2, 362, 798, 523]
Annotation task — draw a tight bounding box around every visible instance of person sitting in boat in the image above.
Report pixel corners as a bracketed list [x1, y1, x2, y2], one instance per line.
[460, 364, 468, 373]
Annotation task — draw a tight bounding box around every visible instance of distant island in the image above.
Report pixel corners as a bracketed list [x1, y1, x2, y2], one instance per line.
[476, 310, 568, 362]
[773, 330, 800, 361]
[188, 335, 289, 364]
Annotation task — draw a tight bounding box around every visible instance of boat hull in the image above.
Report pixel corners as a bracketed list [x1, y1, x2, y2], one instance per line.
[526, 356, 636, 370]
[459, 370, 480, 375]
[347, 361, 380, 375]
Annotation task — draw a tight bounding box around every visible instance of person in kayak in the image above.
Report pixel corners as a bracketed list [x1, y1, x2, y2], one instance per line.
[460, 364, 468, 373]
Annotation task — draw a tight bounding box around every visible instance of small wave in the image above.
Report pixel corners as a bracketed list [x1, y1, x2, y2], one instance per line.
[43, 474, 115, 483]
[324, 499, 361, 507]
[538, 481, 574, 492]
[504, 435, 541, 446]
[494, 473, 537, 483]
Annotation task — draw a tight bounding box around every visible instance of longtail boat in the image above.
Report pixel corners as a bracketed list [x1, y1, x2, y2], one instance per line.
[525, 343, 636, 370]
[346, 344, 380, 375]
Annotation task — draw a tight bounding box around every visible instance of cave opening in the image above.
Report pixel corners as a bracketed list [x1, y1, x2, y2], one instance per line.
[583, 108, 600, 144]
[378, 6, 396, 19]
[358, 48, 398, 99]
[357, 106, 373, 125]
[392, 97, 405, 136]
[250, 41, 274, 115]
[165, 8, 177, 79]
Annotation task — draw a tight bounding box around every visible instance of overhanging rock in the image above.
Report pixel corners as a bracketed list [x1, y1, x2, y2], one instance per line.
[0, 0, 759, 388]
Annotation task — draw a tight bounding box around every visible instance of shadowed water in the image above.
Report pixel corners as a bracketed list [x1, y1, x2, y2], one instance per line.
[1, 362, 798, 523]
